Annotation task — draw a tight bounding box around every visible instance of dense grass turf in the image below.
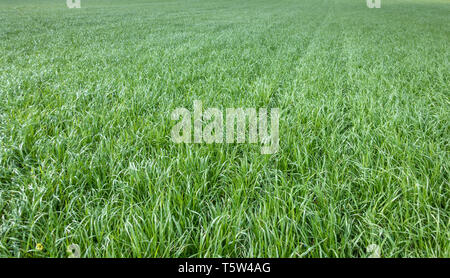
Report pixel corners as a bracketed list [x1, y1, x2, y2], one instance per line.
[0, 0, 449, 257]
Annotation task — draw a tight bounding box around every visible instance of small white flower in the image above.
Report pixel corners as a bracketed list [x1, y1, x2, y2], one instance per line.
[366, 244, 381, 258]
[67, 244, 81, 258]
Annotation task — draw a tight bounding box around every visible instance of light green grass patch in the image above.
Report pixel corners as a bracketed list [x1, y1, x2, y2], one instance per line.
[0, 0, 448, 257]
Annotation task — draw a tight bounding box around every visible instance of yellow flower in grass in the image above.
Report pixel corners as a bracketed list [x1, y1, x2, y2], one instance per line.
[36, 243, 44, 251]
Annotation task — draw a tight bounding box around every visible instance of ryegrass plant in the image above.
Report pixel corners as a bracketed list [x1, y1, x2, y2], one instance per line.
[0, 0, 448, 257]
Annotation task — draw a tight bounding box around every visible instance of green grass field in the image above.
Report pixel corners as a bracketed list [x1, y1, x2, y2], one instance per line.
[0, 0, 449, 258]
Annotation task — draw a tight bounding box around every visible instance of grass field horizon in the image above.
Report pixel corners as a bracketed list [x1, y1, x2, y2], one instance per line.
[0, 0, 449, 257]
